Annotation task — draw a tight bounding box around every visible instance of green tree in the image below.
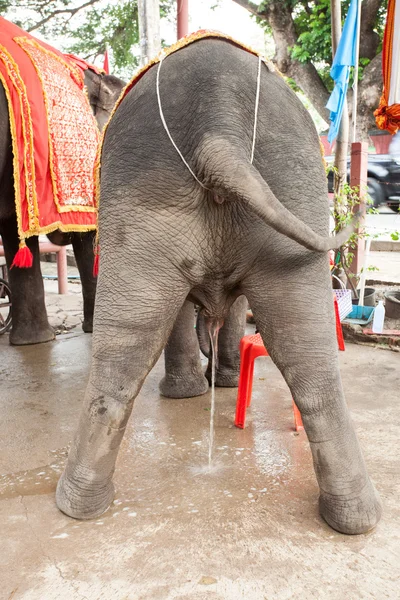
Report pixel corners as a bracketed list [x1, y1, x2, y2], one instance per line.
[1, 0, 174, 76]
[233, 0, 388, 140]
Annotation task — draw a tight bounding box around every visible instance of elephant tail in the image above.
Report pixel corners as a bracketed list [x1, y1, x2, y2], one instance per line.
[202, 138, 355, 253]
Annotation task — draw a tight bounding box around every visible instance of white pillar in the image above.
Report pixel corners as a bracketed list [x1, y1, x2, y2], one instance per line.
[138, 0, 162, 66]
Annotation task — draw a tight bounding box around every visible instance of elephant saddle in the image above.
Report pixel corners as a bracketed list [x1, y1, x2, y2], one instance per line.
[0, 17, 99, 266]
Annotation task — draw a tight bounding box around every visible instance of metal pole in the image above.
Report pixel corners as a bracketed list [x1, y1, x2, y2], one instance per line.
[330, 0, 349, 170]
[352, 0, 362, 142]
[330, 0, 349, 208]
[177, 0, 189, 40]
[349, 141, 368, 281]
[330, 0, 350, 284]
[138, 0, 161, 66]
[56, 247, 68, 295]
[330, 0, 342, 49]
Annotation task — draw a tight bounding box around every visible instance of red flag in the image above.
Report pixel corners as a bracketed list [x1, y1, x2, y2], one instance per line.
[103, 49, 109, 74]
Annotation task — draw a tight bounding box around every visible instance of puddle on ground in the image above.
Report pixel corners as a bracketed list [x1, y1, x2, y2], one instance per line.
[189, 462, 227, 477]
[0, 447, 68, 500]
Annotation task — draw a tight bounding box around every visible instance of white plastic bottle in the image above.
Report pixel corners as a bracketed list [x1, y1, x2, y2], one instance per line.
[372, 300, 385, 334]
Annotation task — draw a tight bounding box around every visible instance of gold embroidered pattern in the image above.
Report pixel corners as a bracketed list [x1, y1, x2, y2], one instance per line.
[16, 37, 99, 213]
[0, 44, 39, 233]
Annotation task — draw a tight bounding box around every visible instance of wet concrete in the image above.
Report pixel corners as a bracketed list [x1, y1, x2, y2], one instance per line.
[0, 331, 399, 599]
[40, 262, 85, 334]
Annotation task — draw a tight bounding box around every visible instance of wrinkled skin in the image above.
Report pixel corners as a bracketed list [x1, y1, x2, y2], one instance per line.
[57, 40, 382, 535]
[160, 296, 247, 398]
[0, 69, 124, 345]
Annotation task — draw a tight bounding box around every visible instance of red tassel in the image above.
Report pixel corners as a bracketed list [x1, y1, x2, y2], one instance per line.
[93, 245, 100, 277]
[11, 242, 33, 268]
[93, 254, 99, 277]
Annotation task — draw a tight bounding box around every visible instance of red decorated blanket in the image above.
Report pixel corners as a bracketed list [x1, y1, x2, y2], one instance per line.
[0, 17, 99, 266]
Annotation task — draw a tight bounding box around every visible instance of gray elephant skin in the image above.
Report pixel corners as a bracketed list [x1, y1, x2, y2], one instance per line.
[0, 67, 124, 345]
[57, 39, 382, 535]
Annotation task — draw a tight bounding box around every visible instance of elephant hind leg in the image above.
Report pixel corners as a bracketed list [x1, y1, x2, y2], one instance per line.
[71, 232, 97, 333]
[1, 222, 55, 345]
[56, 269, 190, 519]
[160, 300, 209, 399]
[243, 264, 381, 535]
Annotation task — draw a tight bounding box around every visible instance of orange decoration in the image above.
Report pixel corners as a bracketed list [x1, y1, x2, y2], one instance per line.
[374, 0, 400, 134]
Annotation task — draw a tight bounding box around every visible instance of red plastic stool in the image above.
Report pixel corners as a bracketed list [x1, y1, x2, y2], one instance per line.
[235, 294, 345, 432]
[333, 294, 345, 351]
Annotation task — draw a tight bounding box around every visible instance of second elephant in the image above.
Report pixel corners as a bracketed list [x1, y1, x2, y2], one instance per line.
[0, 65, 124, 345]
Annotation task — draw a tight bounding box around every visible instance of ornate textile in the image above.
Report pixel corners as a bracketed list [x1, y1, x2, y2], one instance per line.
[63, 53, 103, 75]
[374, 0, 400, 134]
[0, 17, 99, 259]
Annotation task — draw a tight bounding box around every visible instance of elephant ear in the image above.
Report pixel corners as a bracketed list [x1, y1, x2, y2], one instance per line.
[95, 75, 125, 131]
[99, 75, 125, 113]
[84, 71, 125, 131]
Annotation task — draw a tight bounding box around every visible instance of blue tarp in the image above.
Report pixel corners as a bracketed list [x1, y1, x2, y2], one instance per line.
[326, 0, 359, 143]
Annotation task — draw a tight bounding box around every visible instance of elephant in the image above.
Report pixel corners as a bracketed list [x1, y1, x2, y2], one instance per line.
[56, 38, 382, 535]
[0, 66, 124, 345]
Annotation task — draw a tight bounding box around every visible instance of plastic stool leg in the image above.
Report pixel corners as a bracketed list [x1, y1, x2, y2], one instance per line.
[246, 352, 257, 407]
[333, 296, 345, 351]
[247, 344, 268, 407]
[56, 247, 68, 295]
[292, 399, 304, 432]
[235, 344, 253, 428]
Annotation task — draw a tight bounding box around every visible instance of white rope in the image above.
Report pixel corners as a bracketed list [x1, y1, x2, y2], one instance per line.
[156, 52, 263, 187]
[250, 55, 262, 165]
[156, 55, 209, 189]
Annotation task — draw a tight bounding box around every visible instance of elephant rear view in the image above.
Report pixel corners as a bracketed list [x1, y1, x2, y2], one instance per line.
[57, 34, 381, 535]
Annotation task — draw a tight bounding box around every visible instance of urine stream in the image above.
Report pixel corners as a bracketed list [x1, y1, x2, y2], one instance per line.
[207, 319, 221, 468]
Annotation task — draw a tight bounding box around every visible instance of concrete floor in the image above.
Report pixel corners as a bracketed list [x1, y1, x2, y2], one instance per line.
[0, 330, 399, 600]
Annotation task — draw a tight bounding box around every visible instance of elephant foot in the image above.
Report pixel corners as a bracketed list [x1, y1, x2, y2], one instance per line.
[82, 319, 93, 333]
[10, 324, 55, 346]
[56, 471, 115, 520]
[205, 366, 240, 388]
[319, 481, 382, 535]
[159, 374, 209, 399]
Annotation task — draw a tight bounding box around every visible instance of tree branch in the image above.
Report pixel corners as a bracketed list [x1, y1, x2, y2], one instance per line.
[27, 0, 100, 32]
[347, 52, 382, 139]
[236, 0, 330, 120]
[359, 0, 381, 59]
[231, 0, 265, 18]
[232, 0, 384, 138]
[362, 0, 382, 25]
